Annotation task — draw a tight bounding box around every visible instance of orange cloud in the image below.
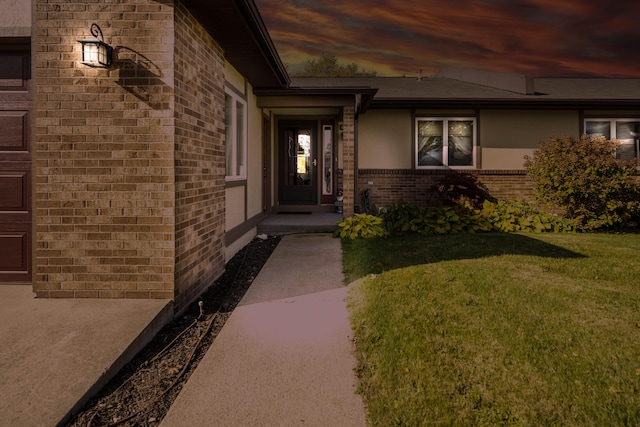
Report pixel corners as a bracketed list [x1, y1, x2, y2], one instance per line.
[255, 0, 640, 77]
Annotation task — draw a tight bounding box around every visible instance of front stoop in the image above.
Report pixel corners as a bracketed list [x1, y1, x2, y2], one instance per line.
[257, 213, 343, 235]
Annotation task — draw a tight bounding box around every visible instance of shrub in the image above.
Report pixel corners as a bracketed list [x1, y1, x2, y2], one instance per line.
[524, 135, 640, 230]
[411, 204, 493, 234]
[380, 201, 493, 235]
[379, 202, 426, 233]
[379, 200, 574, 235]
[334, 214, 388, 239]
[481, 200, 575, 233]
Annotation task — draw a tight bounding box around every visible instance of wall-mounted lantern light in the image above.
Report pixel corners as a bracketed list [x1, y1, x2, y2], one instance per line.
[78, 23, 113, 68]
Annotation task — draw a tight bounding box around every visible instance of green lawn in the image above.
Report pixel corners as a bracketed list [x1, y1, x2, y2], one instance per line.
[343, 233, 640, 426]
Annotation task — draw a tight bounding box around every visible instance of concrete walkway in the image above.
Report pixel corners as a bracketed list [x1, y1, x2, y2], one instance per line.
[161, 234, 367, 426]
[0, 286, 172, 427]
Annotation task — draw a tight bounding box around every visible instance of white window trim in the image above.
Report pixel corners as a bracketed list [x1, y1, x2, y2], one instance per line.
[225, 86, 248, 181]
[415, 117, 477, 169]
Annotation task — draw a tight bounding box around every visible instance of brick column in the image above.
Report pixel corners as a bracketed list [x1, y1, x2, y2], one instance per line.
[172, 2, 226, 314]
[342, 107, 355, 216]
[33, 1, 176, 299]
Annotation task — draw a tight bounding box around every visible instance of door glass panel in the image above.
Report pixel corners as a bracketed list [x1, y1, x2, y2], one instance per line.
[322, 125, 333, 195]
[286, 128, 312, 186]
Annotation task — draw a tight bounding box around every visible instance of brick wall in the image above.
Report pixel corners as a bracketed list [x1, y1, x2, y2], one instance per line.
[32, 1, 227, 311]
[357, 169, 535, 209]
[33, 0, 177, 299]
[341, 107, 355, 216]
[173, 3, 226, 314]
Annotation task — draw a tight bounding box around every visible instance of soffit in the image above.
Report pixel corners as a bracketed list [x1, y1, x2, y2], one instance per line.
[182, 0, 289, 88]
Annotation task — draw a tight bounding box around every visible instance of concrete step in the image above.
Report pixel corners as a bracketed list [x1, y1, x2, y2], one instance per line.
[257, 213, 343, 235]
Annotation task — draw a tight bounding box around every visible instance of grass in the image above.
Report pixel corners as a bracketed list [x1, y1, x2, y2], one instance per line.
[343, 233, 640, 426]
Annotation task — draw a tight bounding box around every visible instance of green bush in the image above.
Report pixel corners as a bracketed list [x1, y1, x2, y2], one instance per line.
[379, 200, 574, 235]
[410, 204, 493, 234]
[380, 201, 492, 235]
[481, 200, 575, 233]
[524, 135, 640, 230]
[379, 202, 426, 233]
[334, 213, 388, 239]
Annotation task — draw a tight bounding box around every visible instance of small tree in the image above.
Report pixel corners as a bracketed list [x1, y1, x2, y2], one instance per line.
[431, 172, 496, 209]
[292, 52, 377, 77]
[524, 135, 640, 229]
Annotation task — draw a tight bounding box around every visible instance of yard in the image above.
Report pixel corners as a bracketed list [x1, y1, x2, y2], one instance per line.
[343, 233, 640, 426]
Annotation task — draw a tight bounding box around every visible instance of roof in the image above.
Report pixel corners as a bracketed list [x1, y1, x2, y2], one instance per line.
[183, 0, 289, 88]
[289, 76, 640, 109]
[181, 0, 639, 109]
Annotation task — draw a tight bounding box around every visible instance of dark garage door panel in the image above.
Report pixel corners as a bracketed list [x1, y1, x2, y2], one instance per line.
[0, 110, 29, 155]
[0, 224, 31, 282]
[0, 168, 30, 213]
[0, 50, 31, 284]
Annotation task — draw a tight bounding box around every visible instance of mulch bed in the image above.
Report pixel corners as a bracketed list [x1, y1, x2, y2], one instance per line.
[66, 235, 281, 427]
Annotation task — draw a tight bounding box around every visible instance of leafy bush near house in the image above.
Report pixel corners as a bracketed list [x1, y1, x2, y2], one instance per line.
[377, 200, 572, 236]
[408, 204, 493, 234]
[334, 213, 388, 239]
[379, 202, 426, 233]
[524, 135, 640, 230]
[380, 201, 491, 235]
[481, 199, 575, 233]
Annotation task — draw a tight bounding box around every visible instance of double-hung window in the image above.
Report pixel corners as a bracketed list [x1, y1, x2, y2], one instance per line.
[416, 117, 476, 169]
[585, 119, 640, 162]
[225, 87, 247, 180]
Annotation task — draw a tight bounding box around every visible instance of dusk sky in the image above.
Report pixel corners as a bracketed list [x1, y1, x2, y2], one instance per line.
[254, 0, 640, 78]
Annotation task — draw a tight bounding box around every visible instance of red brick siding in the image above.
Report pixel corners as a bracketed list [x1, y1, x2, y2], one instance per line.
[357, 169, 535, 209]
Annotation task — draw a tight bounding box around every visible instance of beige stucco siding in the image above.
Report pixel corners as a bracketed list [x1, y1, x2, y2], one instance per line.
[246, 88, 263, 219]
[0, 0, 30, 36]
[225, 185, 245, 231]
[480, 110, 579, 149]
[224, 61, 263, 251]
[224, 61, 246, 96]
[480, 148, 534, 170]
[358, 109, 412, 169]
[479, 110, 579, 169]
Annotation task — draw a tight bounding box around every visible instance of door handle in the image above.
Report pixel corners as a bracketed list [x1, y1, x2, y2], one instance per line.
[313, 159, 317, 167]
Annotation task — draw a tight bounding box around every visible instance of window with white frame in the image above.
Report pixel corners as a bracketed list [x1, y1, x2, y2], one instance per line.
[585, 119, 640, 162]
[416, 118, 476, 168]
[225, 87, 247, 180]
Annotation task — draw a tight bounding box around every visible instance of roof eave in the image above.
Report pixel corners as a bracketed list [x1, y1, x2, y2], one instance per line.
[370, 98, 640, 110]
[254, 86, 379, 113]
[182, 0, 290, 88]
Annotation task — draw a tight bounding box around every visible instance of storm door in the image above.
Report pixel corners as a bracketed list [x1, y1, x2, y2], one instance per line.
[279, 120, 318, 205]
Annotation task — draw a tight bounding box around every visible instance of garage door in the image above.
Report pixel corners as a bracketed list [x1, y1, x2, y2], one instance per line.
[0, 49, 31, 283]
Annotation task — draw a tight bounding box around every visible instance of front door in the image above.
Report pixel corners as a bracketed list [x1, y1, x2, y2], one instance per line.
[279, 120, 318, 205]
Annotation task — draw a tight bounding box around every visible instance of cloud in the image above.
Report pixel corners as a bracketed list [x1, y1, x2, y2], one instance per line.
[255, 0, 640, 77]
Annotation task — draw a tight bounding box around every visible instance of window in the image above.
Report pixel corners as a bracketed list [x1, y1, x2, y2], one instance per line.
[225, 87, 247, 180]
[585, 119, 640, 162]
[416, 118, 476, 168]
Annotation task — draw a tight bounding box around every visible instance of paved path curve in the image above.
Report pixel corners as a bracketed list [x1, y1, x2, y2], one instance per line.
[161, 234, 367, 426]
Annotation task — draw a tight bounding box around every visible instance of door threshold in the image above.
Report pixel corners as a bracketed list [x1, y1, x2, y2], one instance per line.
[275, 205, 335, 214]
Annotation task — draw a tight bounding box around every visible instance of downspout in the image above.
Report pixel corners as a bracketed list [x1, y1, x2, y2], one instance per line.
[354, 94, 361, 213]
